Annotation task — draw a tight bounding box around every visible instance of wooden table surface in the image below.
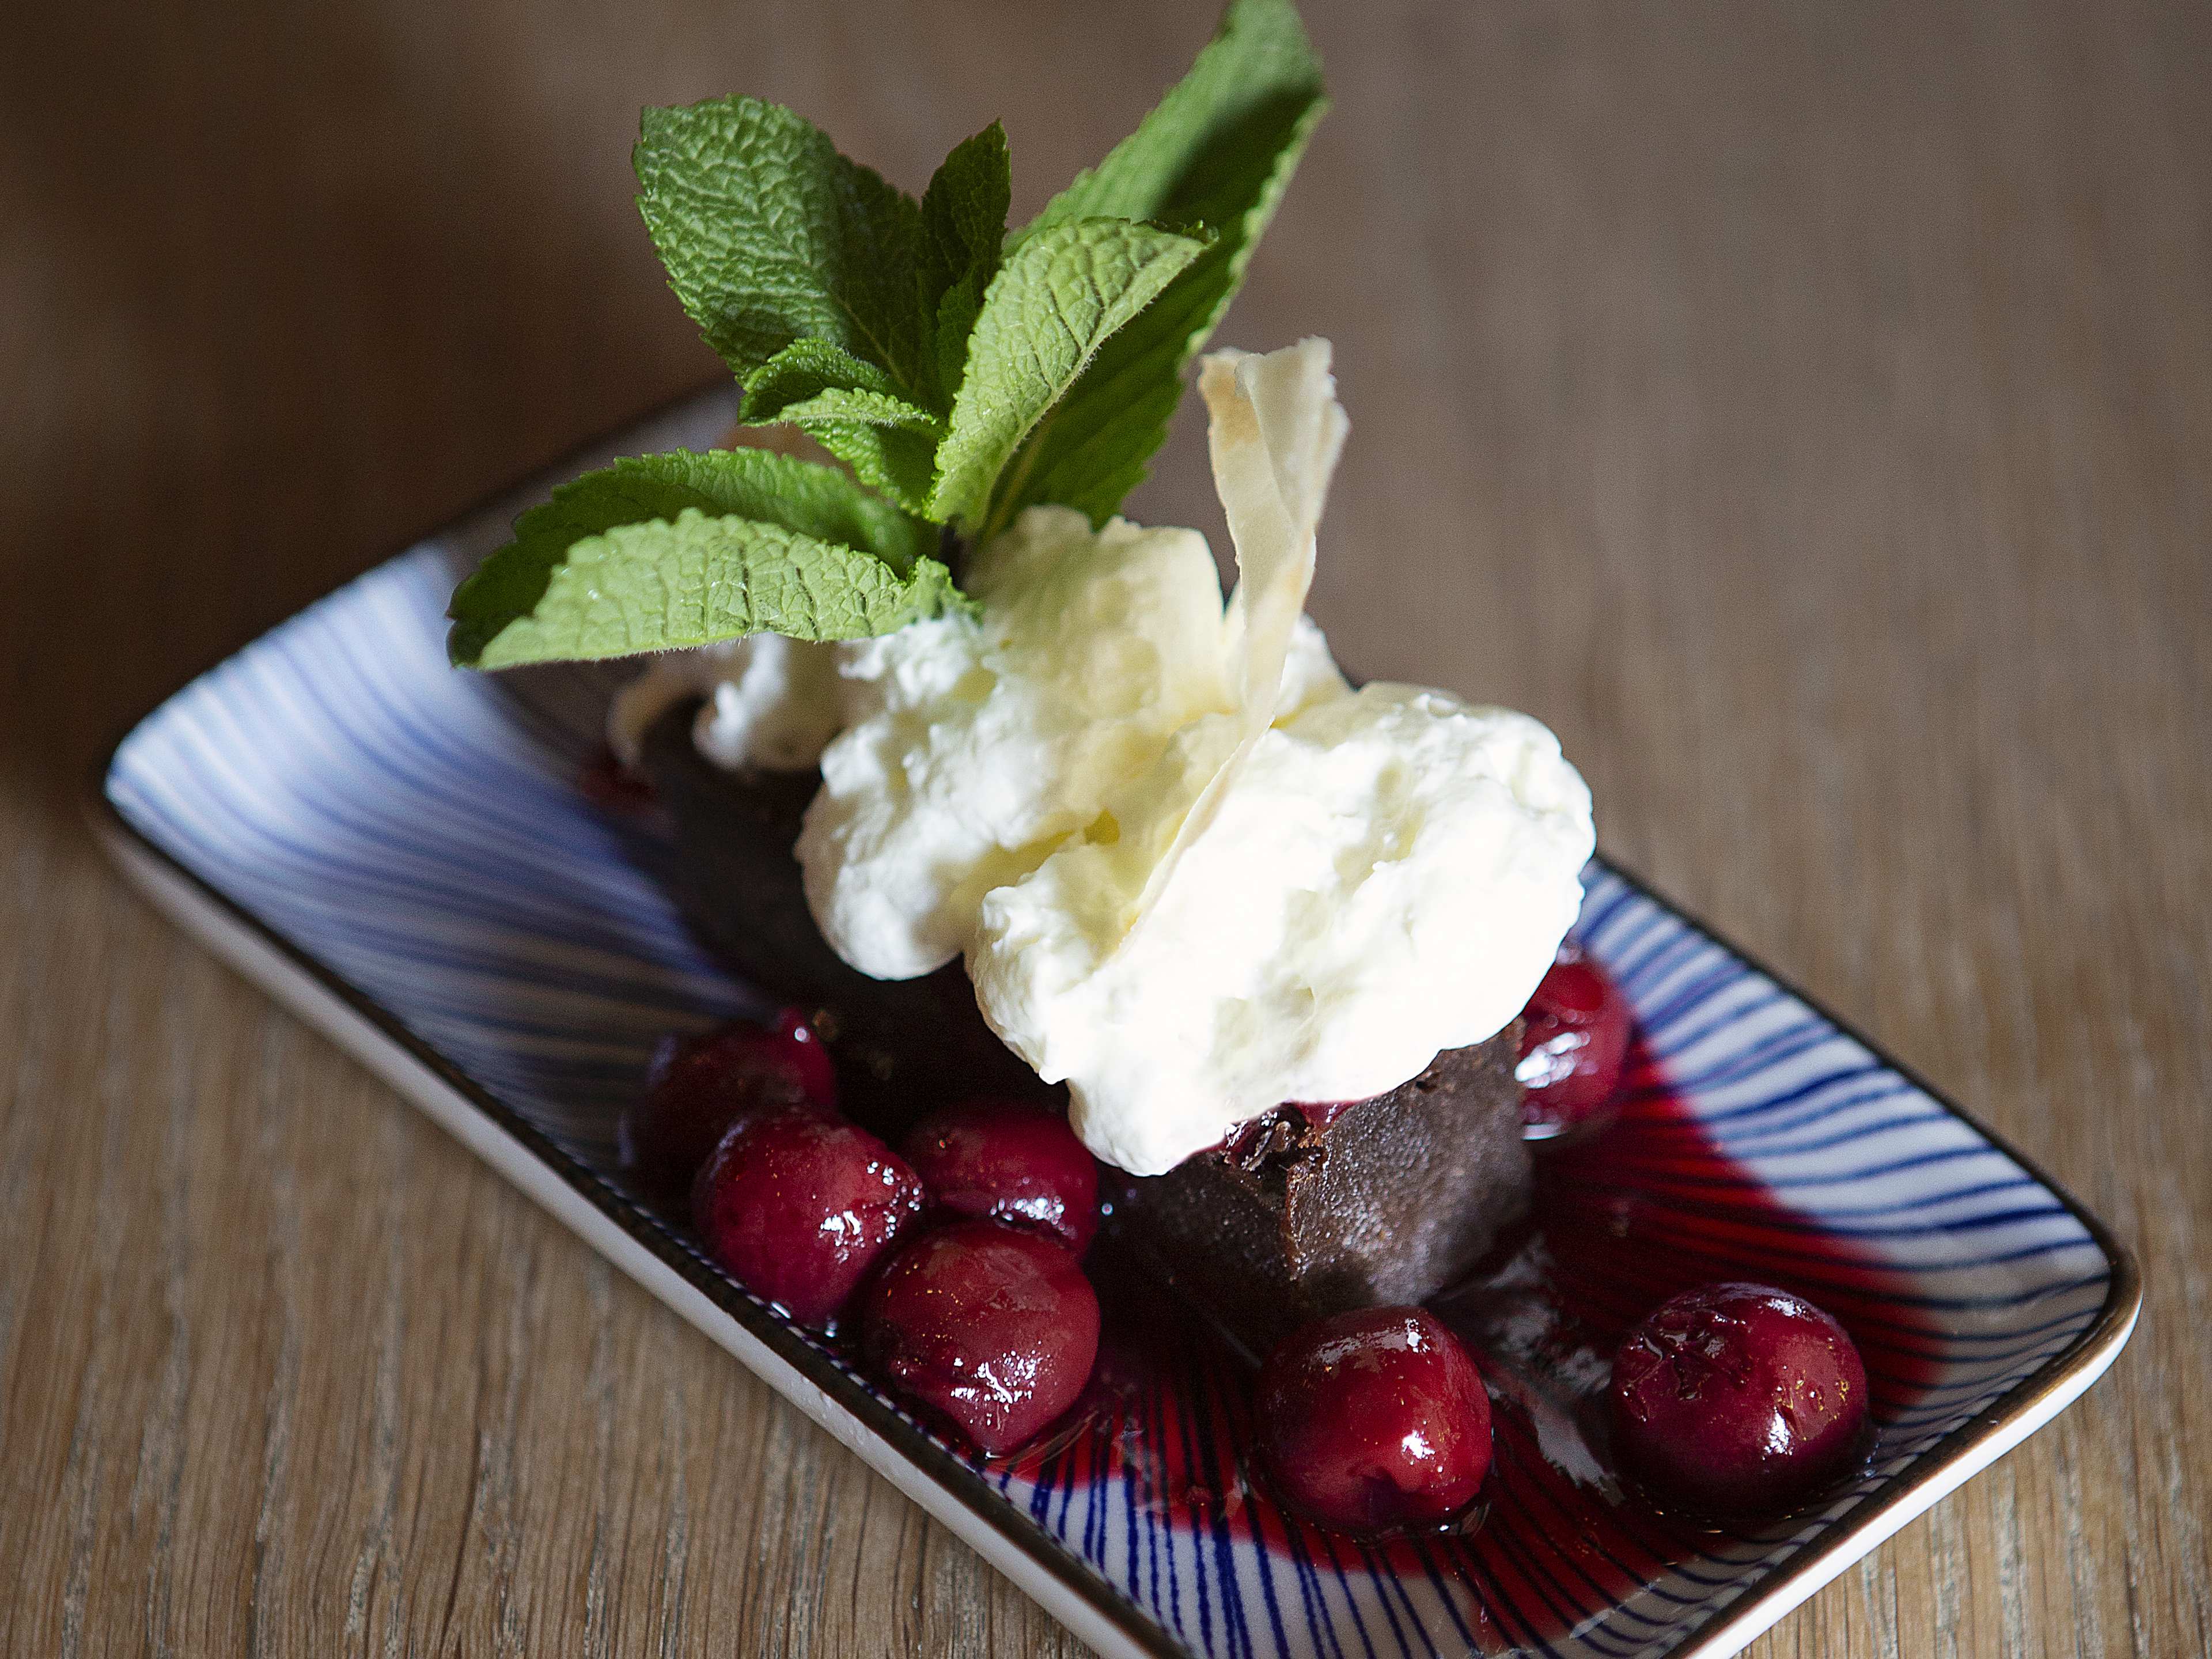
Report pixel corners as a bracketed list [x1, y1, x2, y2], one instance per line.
[5, 1, 2207, 1653]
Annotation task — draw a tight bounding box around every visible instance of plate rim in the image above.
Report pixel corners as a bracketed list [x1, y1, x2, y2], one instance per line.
[86, 391, 2143, 1659]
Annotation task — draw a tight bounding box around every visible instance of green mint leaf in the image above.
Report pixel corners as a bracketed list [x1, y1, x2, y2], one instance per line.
[454, 514, 962, 669]
[737, 342, 946, 514]
[447, 447, 955, 669]
[738, 339, 945, 512]
[790, 418, 941, 517]
[917, 122, 1012, 404]
[994, 0, 1325, 530]
[1025, 0, 1323, 236]
[740, 339, 938, 427]
[926, 218, 1206, 529]
[635, 97, 927, 395]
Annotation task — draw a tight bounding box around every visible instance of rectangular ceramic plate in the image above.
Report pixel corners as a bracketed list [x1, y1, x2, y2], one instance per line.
[95, 387, 2137, 1659]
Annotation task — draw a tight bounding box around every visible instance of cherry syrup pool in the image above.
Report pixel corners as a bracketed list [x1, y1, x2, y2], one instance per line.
[990, 1032, 1944, 1652]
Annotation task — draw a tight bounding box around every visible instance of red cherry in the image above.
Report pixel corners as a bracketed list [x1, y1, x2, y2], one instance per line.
[857, 1221, 1101, 1456]
[1516, 941, 1632, 1138]
[1611, 1281, 1871, 1517]
[692, 1113, 923, 1328]
[900, 1097, 1101, 1254]
[765, 1006, 839, 1105]
[620, 1011, 838, 1199]
[1257, 1307, 1493, 1533]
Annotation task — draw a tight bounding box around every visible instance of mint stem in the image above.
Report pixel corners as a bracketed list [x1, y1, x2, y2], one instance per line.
[939, 522, 970, 586]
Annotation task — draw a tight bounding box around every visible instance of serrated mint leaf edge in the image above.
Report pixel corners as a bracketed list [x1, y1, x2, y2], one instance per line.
[634, 96, 930, 397]
[794, 419, 942, 517]
[1021, 0, 1323, 240]
[446, 447, 943, 667]
[997, 90, 1327, 530]
[919, 123, 1012, 311]
[918, 123, 1014, 408]
[740, 339, 938, 425]
[926, 217, 1209, 529]
[454, 509, 966, 670]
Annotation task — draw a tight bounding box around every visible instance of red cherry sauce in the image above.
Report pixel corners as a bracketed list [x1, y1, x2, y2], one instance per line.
[987, 1033, 1943, 1648]
[578, 745, 658, 812]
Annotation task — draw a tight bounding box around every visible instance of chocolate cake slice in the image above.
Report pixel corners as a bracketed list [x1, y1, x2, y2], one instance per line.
[1105, 1031, 1530, 1357]
[639, 701, 1533, 1350]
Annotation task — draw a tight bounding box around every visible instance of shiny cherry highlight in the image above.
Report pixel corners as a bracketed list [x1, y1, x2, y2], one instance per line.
[857, 1220, 1100, 1455]
[1516, 941, 1632, 1138]
[691, 1111, 922, 1328]
[1257, 1306, 1493, 1533]
[620, 1010, 838, 1198]
[1611, 1280, 1870, 1516]
[900, 1096, 1101, 1254]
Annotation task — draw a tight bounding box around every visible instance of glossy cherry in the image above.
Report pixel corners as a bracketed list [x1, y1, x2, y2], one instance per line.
[691, 1112, 923, 1328]
[620, 1010, 838, 1198]
[857, 1220, 1101, 1455]
[900, 1097, 1101, 1254]
[1257, 1306, 1493, 1533]
[1516, 941, 1633, 1138]
[758, 1006, 839, 1103]
[1611, 1281, 1871, 1516]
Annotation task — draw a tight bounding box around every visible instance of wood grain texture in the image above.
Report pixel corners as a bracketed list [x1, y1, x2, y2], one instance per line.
[2, 1, 2206, 1653]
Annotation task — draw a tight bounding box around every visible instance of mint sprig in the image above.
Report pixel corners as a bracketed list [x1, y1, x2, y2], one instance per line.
[635, 97, 929, 395]
[449, 0, 1323, 671]
[989, 0, 1326, 536]
[918, 122, 1013, 407]
[928, 218, 1208, 528]
[448, 450, 960, 668]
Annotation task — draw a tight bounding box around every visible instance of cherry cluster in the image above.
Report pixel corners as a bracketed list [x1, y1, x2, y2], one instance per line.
[623, 1016, 1101, 1455]
[623, 950, 1872, 1535]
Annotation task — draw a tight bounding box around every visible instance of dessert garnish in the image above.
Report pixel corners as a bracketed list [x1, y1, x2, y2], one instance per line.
[857, 1219, 1102, 1456]
[657, 336, 1594, 1182]
[691, 1108, 925, 1328]
[448, 0, 1327, 672]
[1610, 1281, 1872, 1517]
[620, 1007, 836, 1197]
[1256, 1306, 1494, 1533]
[1516, 941, 1633, 1139]
[899, 1096, 1101, 1255]
[443, 0, 1595, 1191]
[950, 343, 1593, 1175]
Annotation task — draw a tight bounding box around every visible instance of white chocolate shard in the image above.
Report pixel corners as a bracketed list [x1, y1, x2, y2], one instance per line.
[1119, 338, 1349, 945]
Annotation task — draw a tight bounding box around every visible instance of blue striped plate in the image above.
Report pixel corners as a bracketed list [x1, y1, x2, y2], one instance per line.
[95, 387, 2137, 1659]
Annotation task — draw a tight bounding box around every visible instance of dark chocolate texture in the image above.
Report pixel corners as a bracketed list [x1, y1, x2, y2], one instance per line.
[639, 700, 1534, 1351]
[1105, 1030, 1531, 1357]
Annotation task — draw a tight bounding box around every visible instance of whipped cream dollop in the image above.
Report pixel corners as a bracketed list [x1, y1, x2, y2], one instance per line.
[796, 506, 1347, 980]
[609, 632, 846, 772]
[964, 342, 1591, 1172]
[635, 339, 1594, 1175]
[971, 683, 1590, 1172]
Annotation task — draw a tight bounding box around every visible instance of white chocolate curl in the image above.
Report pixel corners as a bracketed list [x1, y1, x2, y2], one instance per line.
[1120, 340, 1348, 941]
